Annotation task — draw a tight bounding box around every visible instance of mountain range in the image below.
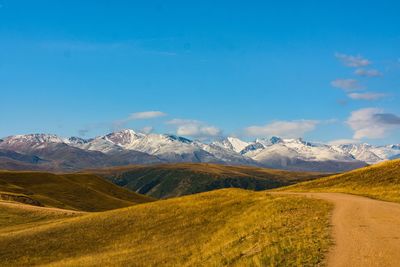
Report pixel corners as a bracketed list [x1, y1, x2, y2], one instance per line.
[0, 129, 399, 172]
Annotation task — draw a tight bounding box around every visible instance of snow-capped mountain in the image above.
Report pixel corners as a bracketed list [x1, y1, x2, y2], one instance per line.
[244, 138, 355, 162]
[331, 144, 382, 164]
[0, 130, 398, 172]
[195, 141, 258, 166]
[0, 134, 64, 153]
[68, 135, 124, 153]
[0, 132, 162, 170]
[104, 129, 146, 149]
[238, 138, 366, 172]
[370, 145, 400, 161]
[332, 143, 400, 164]
[71, 130, 252, 164]
[212, 137, 250, 153]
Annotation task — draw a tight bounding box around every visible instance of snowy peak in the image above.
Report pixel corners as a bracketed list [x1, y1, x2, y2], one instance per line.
[98, 130, 194, 153]
[0, 134, 64, 150]
[269, 136, 283, 144]
[0, 134, 66, 155]
[332, 143, 400, 164]
[332, 144, 381, 164]
[164, 134, 193, 144]
[104, 129, 145, 147]
[212, 137, 250, 153]
[241, 142, 266, 155]
[244, 138, 355, 163]
[255, 136, 283, 146]
[4, 134, 64, 145]
[0, 130, 398, 172]
[66, 136, 90, 145]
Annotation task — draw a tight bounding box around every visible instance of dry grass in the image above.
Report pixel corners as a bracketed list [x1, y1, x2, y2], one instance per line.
[0, 201, 83, 236]
[0, 171, 154, 211]
[0, 188, 332, 266]
[279, 159, 400, 203]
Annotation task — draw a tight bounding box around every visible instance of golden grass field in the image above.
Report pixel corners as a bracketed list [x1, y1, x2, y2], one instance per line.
[279, 159, 400, 203]
[0, 171, 154, 211]
[0, 188, 332, 266]
[2, 160, 400, 266]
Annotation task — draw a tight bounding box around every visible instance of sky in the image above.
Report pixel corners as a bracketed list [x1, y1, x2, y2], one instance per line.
[1, 0, 400, 145]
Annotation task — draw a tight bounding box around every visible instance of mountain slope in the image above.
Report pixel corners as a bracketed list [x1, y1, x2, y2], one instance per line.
[0, 189, 331, 266]
[0, 149, 49, 171]
[212, 137, 250, 153]
[94, 163, 326, 198]
[332, 143, 400, 164]
[242, 138, 367, 172]
[0, 134, 163, 171]
[0, 171, 154, 211]
[278, 159, 400, 203]
[195, 142, 258, 165]
[1, 131, 398, 172]
[86, 131, 257, 165]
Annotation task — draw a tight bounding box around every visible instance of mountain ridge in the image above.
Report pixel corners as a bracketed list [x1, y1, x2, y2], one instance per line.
[0, 130, 398, 172]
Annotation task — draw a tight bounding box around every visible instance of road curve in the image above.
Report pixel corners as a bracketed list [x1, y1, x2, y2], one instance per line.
[277, 192, 400, 267]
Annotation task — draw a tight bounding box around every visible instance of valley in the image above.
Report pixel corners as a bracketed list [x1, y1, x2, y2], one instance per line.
[0, 158, 399, 266]
[93, 163, 326, 198]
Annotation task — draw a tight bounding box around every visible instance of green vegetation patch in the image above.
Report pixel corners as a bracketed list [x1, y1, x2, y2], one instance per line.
[96, 163, 326, 198]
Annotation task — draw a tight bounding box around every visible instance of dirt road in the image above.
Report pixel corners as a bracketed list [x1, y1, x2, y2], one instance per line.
[289, 193, 400, 267]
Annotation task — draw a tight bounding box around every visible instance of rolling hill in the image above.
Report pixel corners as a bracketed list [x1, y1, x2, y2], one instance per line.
[0, 189, 332, 266]
[93, 163, 327, 198]
[0, 171, 154, 211]
[278, 159, 400, 203]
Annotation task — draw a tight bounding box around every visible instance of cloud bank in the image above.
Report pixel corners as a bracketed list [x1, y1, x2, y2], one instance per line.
[335, 53, 371, 67]
[114, 111, 167, 129]
[348, 92, 386, 100]
[347, 108, 400, 139]
[128, 111, 167, 120]
[245, 120, 319, 138]
[166, 119, 221, 139]
[354, 68, 382, 77]
[331, 79, 363, 91]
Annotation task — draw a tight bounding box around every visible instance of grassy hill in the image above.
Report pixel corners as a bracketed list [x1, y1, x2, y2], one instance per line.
[0, 201, 83, 236]
[279, 159, 400, 203]
[0, 171, 154, 211]
[94, 163, 326, 198]
[0, 188, 332, 266]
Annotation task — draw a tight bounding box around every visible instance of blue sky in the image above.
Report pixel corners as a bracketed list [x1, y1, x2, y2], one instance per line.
[1, 0, 400, 144]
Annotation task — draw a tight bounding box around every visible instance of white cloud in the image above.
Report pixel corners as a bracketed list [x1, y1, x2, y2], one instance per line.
[348, 92, 386, 100]
[114, 111, 167, 128]
[347, 108, 400, 139]
[354, 68, 382, 77]
[245, 120, 319, 138]
[128, 111, 166, 120]
[331, 79, 363, 91]
[166, 119, 221, 138]
[335, 53, 371, 67]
